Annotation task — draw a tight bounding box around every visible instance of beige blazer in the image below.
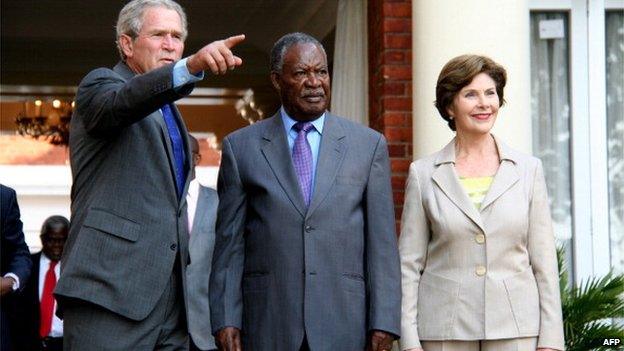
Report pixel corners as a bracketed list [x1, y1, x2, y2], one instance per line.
[399, 136, 564, 351]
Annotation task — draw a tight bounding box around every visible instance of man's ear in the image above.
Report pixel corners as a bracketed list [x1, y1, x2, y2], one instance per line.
[270, 72, 281, 93]
[118, 34, 134, 59]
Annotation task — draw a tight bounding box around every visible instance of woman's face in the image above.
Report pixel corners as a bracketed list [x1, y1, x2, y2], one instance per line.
[448, 72, 500, 136]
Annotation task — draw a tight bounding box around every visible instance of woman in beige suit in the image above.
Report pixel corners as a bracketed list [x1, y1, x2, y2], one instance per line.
[399, 55, 564, 351]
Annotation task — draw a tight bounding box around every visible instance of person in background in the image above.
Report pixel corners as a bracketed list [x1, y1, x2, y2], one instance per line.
[1, 183, 33, 351]
[398, 54, 564, 351]
[185, 134, 218, 351]
[210, 32, 401, 351]
[10, 216, 69, 351]
[54, 0, 244, 349]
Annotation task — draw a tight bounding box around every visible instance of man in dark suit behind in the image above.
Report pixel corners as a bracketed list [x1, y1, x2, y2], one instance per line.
[1, 184, 33, 351]
[210, 32, 401, 351]
[10, 216, 69, 351]
[185, 135, 218, 351]
[54, 0, 245, 349]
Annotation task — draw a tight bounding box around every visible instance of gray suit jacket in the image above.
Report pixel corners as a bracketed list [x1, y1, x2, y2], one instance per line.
[56, 62, 193, 321]
[186, 184, 218, 350]
[210, 112, 401, 350]
[399, 137, 564, 350]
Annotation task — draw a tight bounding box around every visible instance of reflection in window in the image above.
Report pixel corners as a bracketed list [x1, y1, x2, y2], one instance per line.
[530, 13, 573, 243]
[606, 10, 624, 272]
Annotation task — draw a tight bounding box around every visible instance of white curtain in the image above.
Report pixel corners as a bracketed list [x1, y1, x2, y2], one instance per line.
[606, 10, 624, 272]
[331, 0, 368, 124]
[529, 13, 573, 243]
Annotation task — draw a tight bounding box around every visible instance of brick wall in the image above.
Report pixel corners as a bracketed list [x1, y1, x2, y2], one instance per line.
[368, 0, 412, 231]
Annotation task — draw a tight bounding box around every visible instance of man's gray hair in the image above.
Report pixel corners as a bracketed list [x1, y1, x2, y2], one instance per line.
[270, 32, 326, 73]
[115, 0, 188, 60]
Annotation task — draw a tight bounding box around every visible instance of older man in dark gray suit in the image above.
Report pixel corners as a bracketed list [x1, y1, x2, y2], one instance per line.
[210, 32, 401, 351]
[55, 0, 244, 349]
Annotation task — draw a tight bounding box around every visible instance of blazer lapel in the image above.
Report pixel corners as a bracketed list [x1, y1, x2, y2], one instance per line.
[306, 114, 346, 218]
[480, 136, 520, 211]
[32, 253, 42, 316]
[155, 103, 191, 208]
[172, 103, 192, 209]
[431, 139, 485, 232]
[260, 114, 307, 217]
[156, 110, 178, 195]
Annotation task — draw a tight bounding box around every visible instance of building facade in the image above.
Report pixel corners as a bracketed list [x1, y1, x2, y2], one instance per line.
[1, 0, 622, 284]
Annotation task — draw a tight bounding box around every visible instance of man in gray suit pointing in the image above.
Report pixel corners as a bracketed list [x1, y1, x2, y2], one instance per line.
[55, 0, 244, 349]
[210, 32, 401, 351]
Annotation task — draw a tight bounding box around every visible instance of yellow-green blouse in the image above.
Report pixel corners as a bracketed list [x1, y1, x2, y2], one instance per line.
[459, 176, 494, 210]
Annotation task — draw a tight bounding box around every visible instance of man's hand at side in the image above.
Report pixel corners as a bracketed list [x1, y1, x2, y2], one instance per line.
[0, 276, 16, 297]
[216, 327, 242, 351]
[187, 34, 245, 75]
[367, 330, 395, 351]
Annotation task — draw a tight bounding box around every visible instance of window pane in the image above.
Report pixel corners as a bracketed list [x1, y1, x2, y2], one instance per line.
[606, 10, 624, 273]
[530, 13, 573, 246]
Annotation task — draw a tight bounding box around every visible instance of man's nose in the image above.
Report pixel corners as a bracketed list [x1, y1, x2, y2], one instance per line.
[162, 34, 175, 50]
[305, 72, 321, 87]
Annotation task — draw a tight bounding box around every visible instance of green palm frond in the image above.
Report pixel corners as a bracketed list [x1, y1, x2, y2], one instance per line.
[566, 274, 624, 323]
[566, 321, 624, 351]
[557, 247, 624, 351]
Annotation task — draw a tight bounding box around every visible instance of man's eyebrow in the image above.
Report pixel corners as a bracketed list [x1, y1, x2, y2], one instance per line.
[145, 27, 182, 34]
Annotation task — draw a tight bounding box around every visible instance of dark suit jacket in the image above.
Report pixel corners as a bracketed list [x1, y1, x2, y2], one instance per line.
[1, 184, 32, 351]
[210, 113, 401, 350]
[55, 62, 193, 321]
[186, 185, 218, 350]
[1, 184, 32, 289]
[9, 252, 43, 351]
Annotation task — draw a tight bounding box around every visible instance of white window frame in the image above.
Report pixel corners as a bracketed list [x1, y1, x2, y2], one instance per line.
[529, 0, 624, 283]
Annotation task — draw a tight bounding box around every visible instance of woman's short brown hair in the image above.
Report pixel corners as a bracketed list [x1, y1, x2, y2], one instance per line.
[435, 54, 507, 131]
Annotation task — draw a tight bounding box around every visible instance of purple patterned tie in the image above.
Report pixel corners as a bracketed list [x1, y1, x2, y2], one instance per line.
[292, 122, 314, 206]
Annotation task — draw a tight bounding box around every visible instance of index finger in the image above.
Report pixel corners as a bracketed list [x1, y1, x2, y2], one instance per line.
[224, 34, 246, 49]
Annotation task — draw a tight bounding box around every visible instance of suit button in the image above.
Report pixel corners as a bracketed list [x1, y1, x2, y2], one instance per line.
[475, 234, 485, 244]
[305, 225, 314, 233]
[475, 266, 486, 276]
[170, 243, 177, 251]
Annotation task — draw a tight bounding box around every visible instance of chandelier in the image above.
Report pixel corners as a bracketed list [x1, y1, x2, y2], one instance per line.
[235, 89, 264, 124]
[15, 99, 74, 145]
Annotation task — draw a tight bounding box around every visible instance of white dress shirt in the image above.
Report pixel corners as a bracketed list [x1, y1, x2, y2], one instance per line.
[186, 179, 200, 233]
[39, 253, 63, 337]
